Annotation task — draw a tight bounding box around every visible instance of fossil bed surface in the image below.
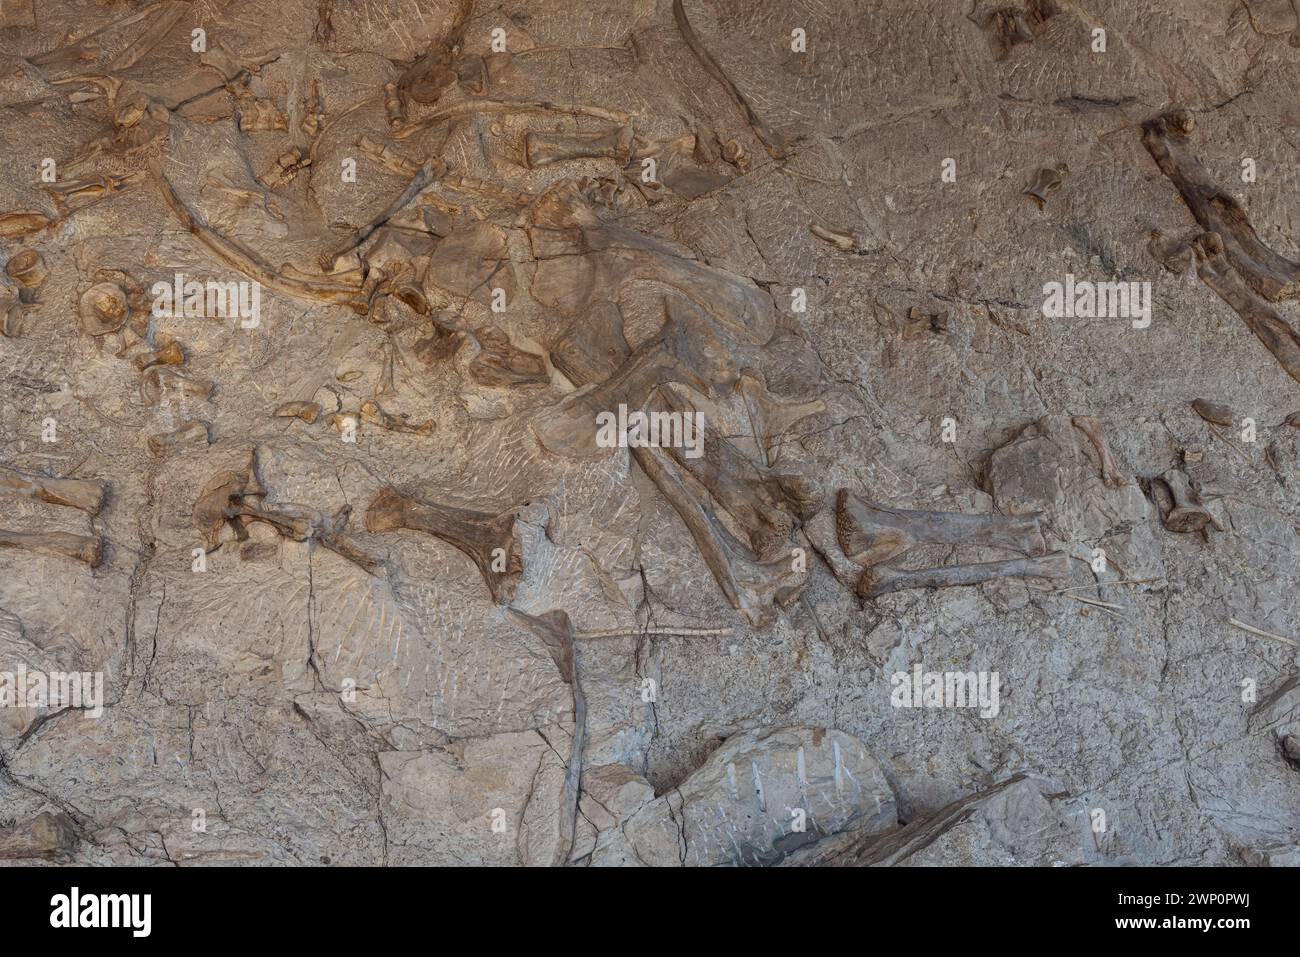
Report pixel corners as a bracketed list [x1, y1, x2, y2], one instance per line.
[1, 0, 1299, 867]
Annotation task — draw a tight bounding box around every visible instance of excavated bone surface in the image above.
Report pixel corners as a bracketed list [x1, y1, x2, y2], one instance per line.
[1, 0, 1298, 866]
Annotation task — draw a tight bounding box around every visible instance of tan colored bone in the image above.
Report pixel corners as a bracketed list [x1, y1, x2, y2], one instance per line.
[193, 453, 265, 550]
[79, 282, 129, 336]
[0, 211, 53, 239]
[1023, 163, 1068, 208]
[525, 126, 634, 168]
[356, 135, 422, 177]
[1158, 468, 1217, 533]
[738, 375, 827, 465]
[5, 250, 47, 289]
[273, 400, 321, 423]
[140, 367, 213, 405]
[859, 551, 1069, 599]
[1191, 398, 1234, 427]
[468, 327, 549, 387]
[1071, 415, 1123, 487]
[364, 485, 523, 603]
[147, 420, 210, 457]
[0, 529, 104, 567]
[360, 400, 433, 435]
[226, 501, 381, 575]
[132, 340, 184, 370]
[0, 812, 78, 861]
[0, 467, 106, 515]
[836, 491, 1047, 567]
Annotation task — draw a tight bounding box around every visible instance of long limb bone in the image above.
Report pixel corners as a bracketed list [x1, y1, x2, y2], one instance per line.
[0, 468, 106, 515]
[0, 529, 104, 567]
[858, 551, 1069, 599]
[836, 491, 1047, 567]
[364, 486, 522, 603]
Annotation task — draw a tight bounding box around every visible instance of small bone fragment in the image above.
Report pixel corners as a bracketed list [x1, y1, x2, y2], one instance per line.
[0, 468, 106, 515]
[1286, 411, 1300, 428]
[836, 491, 1047, 567]
[1070, 415, 1123, 487]
[0, 812, 78, 861]
[468, 327, 549, 387]
[79, 282, 129, 335]
[1148, 229, 1195, 274]
[0, 278, 23, 337]
[738, 375, 827, 464]
[1191, 398, 1234, 427]
[809, 223, 862, 252]
[720, 139, 748, 170]
[858, 551, 1069, 599]
[239, 98, 288, 132]
[360, 400, 433, 435]
[525, 126, 634, 168]
[364, 486, 523, 603]
[132, 340, 184, 370]
[147, 420, 210, 457]
[258, 147, 310, 189]
[383, 82, 406, 129]
[140, 367, 213, 405]
[356, 135, 421, 177]
[1158, 468, 1217, 533]
[5, 250, 46, 289]
[0, 529, 104, 567]
[0, 211, 53, 239]
[1023, 163, 1068, 208]
[273, 400, 321, 423]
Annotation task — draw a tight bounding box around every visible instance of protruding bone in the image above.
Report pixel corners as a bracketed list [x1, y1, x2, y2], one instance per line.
[836, 491, 1047, 567]
[1158, 468, 1218, 533]
[273, 401, 321, 423]
[147, 420, 210, 457]
[360, 400, 433, 435]
[1023, 163, 1068, 208]
[1191, 398, 1234, 427]
[0, 467, 106, 515]
[1071, 415, 1123, 487]
[858, 551, 1069, 599]
[738, 374, 826, 465]
[525, 126, 634, 168]
[0, 529, 104, 567]
[226, 502, 381, 575]
[364, 486, 523, 603]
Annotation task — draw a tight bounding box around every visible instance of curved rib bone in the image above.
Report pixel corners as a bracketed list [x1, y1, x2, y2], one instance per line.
[0, 467, 106, 515]
[1071, 415, 1122, 488]
[836, 491, 1047, 567]
[364, 486, 522, 603]
[858, 551, 1069, 599]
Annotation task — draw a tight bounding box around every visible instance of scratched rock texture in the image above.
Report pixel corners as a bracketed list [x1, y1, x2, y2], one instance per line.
[0, 0, 1298, 866]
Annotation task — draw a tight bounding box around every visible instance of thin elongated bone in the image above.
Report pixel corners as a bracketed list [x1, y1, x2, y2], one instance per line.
[0, 529, 103, 567]
[858, 551, 1069, 599]
[672, 0, 785, 159]
[836, 491, 1046, 567]
[0, 468, 106, 515]
[356, 135, 421, 177]
[148, 160, 368, 313]
[738, 375, 826, 465]
[1070, 415, 1122, 488]
[525, 127, 634, 168]
[634, 444, 807, 627]
[1143, 110, 1300, 301]
[506, 608, 584, 865]
[318, 155, 446, 271]
[273, 400, 320, 423]
[226, 502, 381, 575]
[576, 626, 733, 638]
[106, 0, 188, 71]
[360, 399, 434, 435]
[393, 100, 633, 140]
[1191, 232, 1300, 386]
[364, 486, 523, 603]
[1158, 468, 1218, 533]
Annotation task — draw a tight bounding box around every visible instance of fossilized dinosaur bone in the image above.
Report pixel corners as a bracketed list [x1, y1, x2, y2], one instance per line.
[1156, 468, 1219, 533]
[0, 529, 104, 567]
[1070, 415, 1123, 487]
[858, 551, 1069, 599]
[1143, 109, 1300, 302]
[0, 468, 106, 515]
[1191, 231, 1300, 386]
[835, 491, 1048, 567]
[525, 127, 634, 168]
[225, 501, 382, 575]
[364, 486, 523, 604]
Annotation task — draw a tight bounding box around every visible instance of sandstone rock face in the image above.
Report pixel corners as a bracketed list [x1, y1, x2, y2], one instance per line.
[1, 1, 1299, 867]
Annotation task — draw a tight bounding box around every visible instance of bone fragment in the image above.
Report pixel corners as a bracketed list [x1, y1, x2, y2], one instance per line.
[0, 529, 104, 567]
[858, 551, 1069, 599]
[0, 467, 106, 515]
[1071, 415, 1123, 487]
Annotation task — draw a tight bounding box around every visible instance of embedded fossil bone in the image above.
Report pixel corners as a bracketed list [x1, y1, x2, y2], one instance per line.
[395, 0, 475, 105]
[44, 172, 143, 213]
[1191, 232, 1300, 386]
[225, 501, 381, 575]
[392, 99, 633, 141]
[836, 491, 1048, 567]
[468, 327, 549, 387]
[0, 211, 53, 239]
[364, 486, 524, 604]
[356, 135, 421, 177]
[147, 420, 210, 457]
[1143, 109, 1300, 302]
[239, 98, 288, 133]
[273, 400, 321, 424]
[193, 453, 266, 550]
[258, 147, 310, 189]
[0, 278, 24, 337]
[319, 155, 447, 272]
[0, 467, 106, 515]
[0, 529, 104, 567]
[132, 340, 185, 370]
[383, 82, 406, 129]
[1158, 468, 1217, 533]
[672, 0, 785, 159]
[809, 223, 864, 253]
[0, 812, 78, 861]
[140, 367, 213, 405]
[79, 282, 129, 335]
[1023, 162, 1068, 208]
[1191, 398, 1234, 427]
[1070, 415, 1123, 488]
[738, 375, 827, 465]
[633, 444, 807, 627]
[360, 400, 434, 435]
[858, 551, 1069, 599]
[149, 159, 368, 313]
[525, 126, 634, 168]
[5, 250, 47, 289]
